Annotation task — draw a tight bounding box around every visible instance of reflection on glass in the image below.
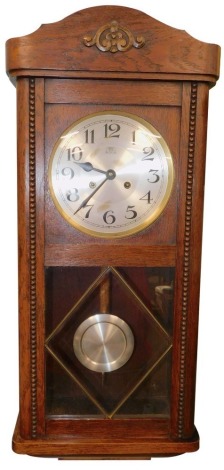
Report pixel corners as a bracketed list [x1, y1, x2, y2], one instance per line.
[45, 266, 174, 418]
[119, 267, 174, 334]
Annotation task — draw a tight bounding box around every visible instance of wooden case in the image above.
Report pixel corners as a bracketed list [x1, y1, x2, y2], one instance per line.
[6, 6, 220, 459]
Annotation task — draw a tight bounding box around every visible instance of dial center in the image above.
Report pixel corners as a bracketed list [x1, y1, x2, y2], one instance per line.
[106, 169, 116, 180]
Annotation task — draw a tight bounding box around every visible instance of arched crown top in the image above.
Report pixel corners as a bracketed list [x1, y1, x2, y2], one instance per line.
[6, 5, 220, 82]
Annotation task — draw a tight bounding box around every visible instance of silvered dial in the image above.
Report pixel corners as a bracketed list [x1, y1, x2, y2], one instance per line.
[49, 112, 174, 238]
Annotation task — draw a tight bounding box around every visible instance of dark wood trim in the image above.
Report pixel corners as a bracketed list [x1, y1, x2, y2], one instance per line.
[46, 417, 169, 437]
[177, 82, 198, 439]
[181, 82, 209, 436]
[45, 79, 182, 106]
[18, 78, 46, 439]
[170, 81, 193, 439]
[35, 78, 46, 436]
[171, 82, 209, 440]
[17, 78, 31, 439]
[12, 417, 199, 457]
[7, 70, 219, 84]
[29, 78, 38, 438]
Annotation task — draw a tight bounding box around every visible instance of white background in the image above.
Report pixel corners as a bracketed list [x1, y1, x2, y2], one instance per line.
[0, 1, 223, 468]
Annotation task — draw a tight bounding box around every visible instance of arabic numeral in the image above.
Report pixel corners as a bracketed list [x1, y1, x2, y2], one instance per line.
[132, 130, 136, 144]
[142, 147, 155, 161]
[125, 205, 137, 219]
[85, 129, 95, 144]
[66, 188, 79, 202]
[103, 210, 116, 224]
[84, 204, 94, 218]
[147, 169, 160, 183]
[104, 123, 120, 138]
[61, 167, 75, 179]
[67, 147, 83, 161]
[140, 191, 153, 204]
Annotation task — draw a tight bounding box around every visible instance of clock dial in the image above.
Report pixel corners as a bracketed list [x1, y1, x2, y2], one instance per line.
[49, 112, 174, 238]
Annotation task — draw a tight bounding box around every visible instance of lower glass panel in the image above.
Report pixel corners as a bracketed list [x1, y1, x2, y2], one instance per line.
[45, 266, 174, 418]
[117, 352, 171, 417]
[46, 353, 102, 416]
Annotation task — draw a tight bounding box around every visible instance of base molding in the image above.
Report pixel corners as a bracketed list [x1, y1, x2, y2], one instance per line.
[59, 455, 152, 460]
[12, 418, 199, 459]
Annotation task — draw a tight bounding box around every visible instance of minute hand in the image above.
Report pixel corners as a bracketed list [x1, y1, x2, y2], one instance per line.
[73, 169, 116, 216]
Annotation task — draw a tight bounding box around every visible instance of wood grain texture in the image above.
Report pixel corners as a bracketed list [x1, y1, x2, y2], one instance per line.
[17, 78, 31, 439]
[45, 244, 176, 267]
[8, 5, 220, 460]
[177, 82, 198, 439]
[45, 79, 182, 105]
[170, 82, 193, 439]
[34, 78, 46, 436]
[180, 82, 210, 437]
[13, 417, 199, 457]
[6, 6, 220, 81]
[170, 82, 210, 440]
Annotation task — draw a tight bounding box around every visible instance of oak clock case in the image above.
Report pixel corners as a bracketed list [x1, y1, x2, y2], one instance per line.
[6, 5, 220, 460]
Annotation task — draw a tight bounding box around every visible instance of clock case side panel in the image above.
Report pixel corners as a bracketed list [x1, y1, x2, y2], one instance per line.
[170, 82, 209, 440]
[16, 77, 45, 440]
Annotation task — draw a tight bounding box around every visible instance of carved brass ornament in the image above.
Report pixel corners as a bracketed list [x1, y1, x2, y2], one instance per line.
[83, 20, 145, 53]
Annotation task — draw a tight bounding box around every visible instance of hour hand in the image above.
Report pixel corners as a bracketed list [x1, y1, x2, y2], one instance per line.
[75, 161, 107, 174]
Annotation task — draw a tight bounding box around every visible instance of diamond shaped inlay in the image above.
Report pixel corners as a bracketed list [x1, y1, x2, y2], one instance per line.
[45, 267, 172, 418]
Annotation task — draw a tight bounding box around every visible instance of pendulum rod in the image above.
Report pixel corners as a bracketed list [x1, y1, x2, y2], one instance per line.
[100, 270, 111, 314]
[100, 269, 111, 386]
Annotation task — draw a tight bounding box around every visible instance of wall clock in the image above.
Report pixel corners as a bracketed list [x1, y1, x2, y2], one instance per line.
[6, 5, 220, 460]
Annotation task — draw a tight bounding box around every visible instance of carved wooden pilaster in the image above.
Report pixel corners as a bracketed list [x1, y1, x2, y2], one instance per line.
[29, 78, 37, 438]
[178, 82, 198, 438]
